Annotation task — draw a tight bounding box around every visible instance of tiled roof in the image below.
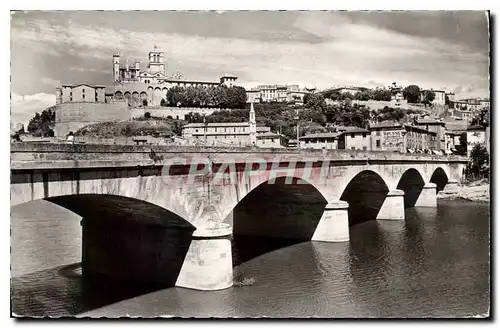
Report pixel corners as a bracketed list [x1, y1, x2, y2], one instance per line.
[183, 122, 249, 128]
[467, 125, 486, 131]
[369, 121, 403, 129]
[340, 127, 370, 134]
[415, 119, 445, 125]
[257, 132, 287, 139]
[300, 132, 340, 139]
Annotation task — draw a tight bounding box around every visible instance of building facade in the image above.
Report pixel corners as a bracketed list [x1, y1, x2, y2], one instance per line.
[466, 125, 488, 157]
[369, 122, 437, 152]
[414, 119, 446, 150]
[181, 103, 264, 147]
[445, 130, 465, 154]
[299, 132, 340, 150]
[256, 132, 288, 148]
[246, 84, 315, 104]
[56, 84, 107, 104]
[337, 128, 371, 150]
[420, 89, 446, 106]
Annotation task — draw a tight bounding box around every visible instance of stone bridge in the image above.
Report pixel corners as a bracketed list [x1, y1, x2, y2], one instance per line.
[11, 143, 467, 291]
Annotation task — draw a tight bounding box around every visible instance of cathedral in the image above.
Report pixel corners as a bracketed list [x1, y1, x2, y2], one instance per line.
[56, 46, 239, 107]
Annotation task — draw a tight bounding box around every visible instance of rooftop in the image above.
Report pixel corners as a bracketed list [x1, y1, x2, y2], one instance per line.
[340, 127, 370, 134]
[369, 121, 403, 129]
[467, 125, 487, 131]
[61, 83, 107, 88]
[300, 132, 341, 140]
[415, 119, 446, 125]
[183, 122, 249, 128]
[257, 132, 288, 139]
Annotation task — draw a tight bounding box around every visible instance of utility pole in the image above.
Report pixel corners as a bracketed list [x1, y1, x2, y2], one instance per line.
[295, 107, 300, 149]
[203, 114, 207, 143]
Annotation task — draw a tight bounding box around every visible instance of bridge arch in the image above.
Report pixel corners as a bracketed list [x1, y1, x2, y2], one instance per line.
[430, 167, 449, 192]
[396, 168, 426, 208]
[230, 176, 327, 264]
[13, 194, 195, 286]
[339, 170, 390, 226]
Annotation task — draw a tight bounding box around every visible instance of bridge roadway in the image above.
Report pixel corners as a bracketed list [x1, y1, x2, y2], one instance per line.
[11, 143, 467, 291]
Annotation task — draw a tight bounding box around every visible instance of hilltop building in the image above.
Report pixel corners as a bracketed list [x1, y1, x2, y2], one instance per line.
[246, 84, 315, 104]
[420, 89, 446, 106]
[57, 46, 239, 108]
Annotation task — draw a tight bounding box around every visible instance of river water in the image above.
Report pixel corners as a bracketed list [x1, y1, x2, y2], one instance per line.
[11, 199, 490, 318]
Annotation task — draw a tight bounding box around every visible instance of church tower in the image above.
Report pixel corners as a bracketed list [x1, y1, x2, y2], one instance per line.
[113, 54, 120, 83]
[148, 45, 165, 75]
[249, 102, 257, 146]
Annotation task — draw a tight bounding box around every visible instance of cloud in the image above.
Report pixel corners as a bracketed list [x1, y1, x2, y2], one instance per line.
[10, 12, 489, 98]
[69, 67, 108, 74]
[11, 92, 56, 128]
[41, 77, 60, 87]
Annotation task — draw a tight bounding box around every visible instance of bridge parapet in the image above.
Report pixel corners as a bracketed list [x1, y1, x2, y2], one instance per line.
[11, 142, 468, 171]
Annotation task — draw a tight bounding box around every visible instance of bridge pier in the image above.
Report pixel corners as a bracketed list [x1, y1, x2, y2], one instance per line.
[175, 224, 233, 291]
[311, 200, 349, 243]
[376, 189, 405, 220]
[415, 183, 438, 207]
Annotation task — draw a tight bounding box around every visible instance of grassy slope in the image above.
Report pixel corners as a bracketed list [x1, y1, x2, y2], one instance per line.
[75, 118, 183, 138]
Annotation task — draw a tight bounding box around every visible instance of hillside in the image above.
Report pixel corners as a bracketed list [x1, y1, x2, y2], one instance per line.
[75, 117, 184, 138]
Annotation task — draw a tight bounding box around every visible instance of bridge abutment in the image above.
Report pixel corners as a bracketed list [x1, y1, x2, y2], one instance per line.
[415, 183, 438, 207]
[175, 224, 233, 291]
[311, 201, 350, 243]
[376, 189, 405, 220]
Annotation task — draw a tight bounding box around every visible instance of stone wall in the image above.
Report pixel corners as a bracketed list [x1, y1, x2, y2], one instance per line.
[54, 102, 129, 137]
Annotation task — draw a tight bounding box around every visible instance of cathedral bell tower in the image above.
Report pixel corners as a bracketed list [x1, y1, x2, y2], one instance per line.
[113, 53, 120, 83]
[148, 45, 165, 75]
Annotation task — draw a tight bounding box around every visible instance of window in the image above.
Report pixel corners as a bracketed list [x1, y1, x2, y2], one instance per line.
[376, 140, 381, 148]
[376, 131, 380, 136]
[363, 146, 367, 150]
[215, 128, 217, 132]
[363, 133, 367, 138]
[196, 129, 199, 133]
[351, 133, 355, 138]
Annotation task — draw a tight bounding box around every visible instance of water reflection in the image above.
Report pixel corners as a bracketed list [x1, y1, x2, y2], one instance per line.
[11, 200, 490, 318]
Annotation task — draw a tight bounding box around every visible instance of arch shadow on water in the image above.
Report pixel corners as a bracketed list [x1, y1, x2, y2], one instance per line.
[397, 169, 425, 208]
[11, 194, 195, 317]
[231, 177, 327, 266]
[340, 171, 389, 226]
[430, 167, 449, 193]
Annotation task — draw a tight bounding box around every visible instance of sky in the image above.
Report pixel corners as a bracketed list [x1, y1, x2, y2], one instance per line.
[10, 10, 490, 127]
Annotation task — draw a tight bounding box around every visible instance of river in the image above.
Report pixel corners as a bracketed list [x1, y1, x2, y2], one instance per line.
[11, 199, 490, 318]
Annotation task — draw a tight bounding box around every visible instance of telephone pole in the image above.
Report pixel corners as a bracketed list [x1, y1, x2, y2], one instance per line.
[295, 107, 300, 149]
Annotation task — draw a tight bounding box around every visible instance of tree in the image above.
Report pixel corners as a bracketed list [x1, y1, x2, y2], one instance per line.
[354, 90, 371, 101]
[304, 93, 327, 113]
[422, 90, 435, 106]
[403, 85, 421, 103]
[425, 91, 435, 103]
[27, 107, 56, 137]
[467, 144, 489, 180]
[373, 88, 392, 101]
[144, 112, 151, 119]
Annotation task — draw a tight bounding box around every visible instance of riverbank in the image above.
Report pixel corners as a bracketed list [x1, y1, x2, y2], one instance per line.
[437, 179, 490, 203]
